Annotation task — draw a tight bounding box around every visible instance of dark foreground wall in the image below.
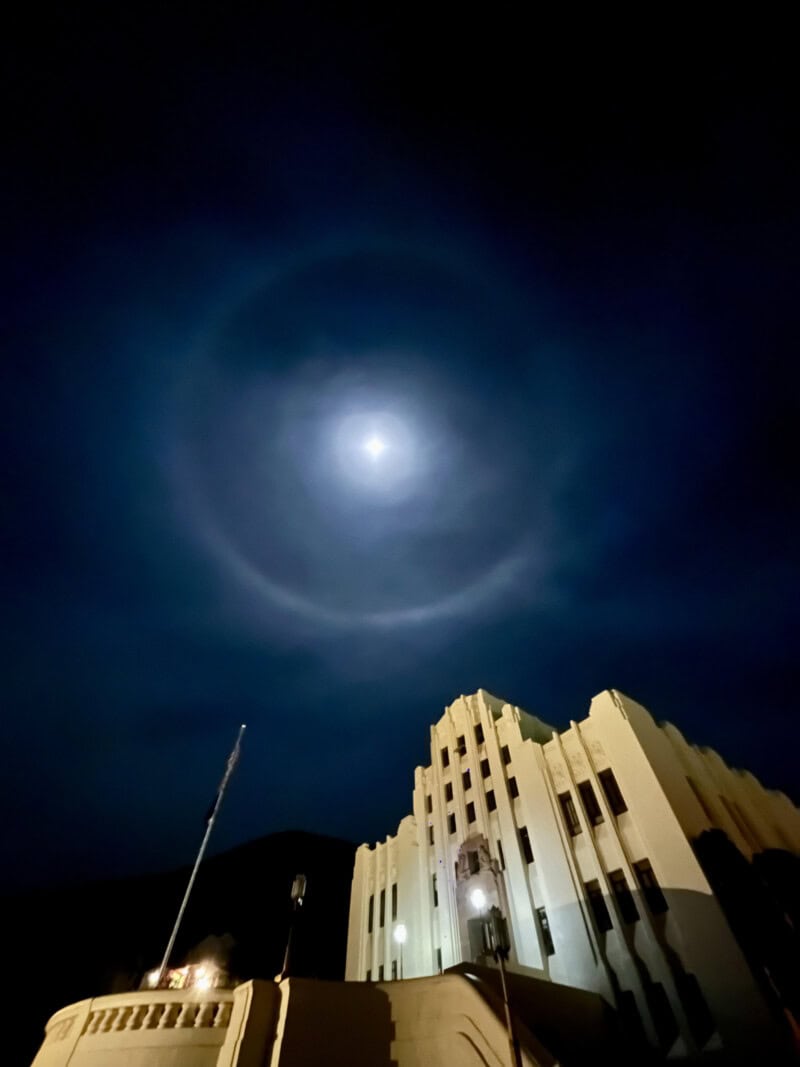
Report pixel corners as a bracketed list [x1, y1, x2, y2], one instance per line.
[6, 830, 356, 1067]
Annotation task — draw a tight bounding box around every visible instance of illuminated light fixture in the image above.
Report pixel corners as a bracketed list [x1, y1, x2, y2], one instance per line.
[363, 435, 387, 459]
[195, 974, 212, 991]
[393, 923, 408, 945]
[145, 969, 160, 988]
[470, 887, 487, 911]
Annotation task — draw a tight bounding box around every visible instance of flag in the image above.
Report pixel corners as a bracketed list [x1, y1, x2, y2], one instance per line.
[204, 725, 245, 826]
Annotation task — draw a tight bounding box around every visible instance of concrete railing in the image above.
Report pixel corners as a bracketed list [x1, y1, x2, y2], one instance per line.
[30, 981, 278, 1067]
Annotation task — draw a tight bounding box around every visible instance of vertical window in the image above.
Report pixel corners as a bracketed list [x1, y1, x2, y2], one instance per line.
[441, 746, 450, 768]
[475, 723, 485, 745]
[368, 894, 374, 933]
[391, 959, 398, 980]
[633, 859, 668, 914]
[432, 873, 438, 907]
[559, 791, 581, 835]
[426, 794, 432, 814]
[379, 888, 385, 927]
[598, 768, 627, 814]
[519, 826, 534, 864]
[585, 880, 613, 932]
[481, 757, 490, 779]
[497, 839, 505, 870]
[448, 812, 456, 835]
[578, 781, 604, 825]
[436, 947, 442, 973]
[501, 744, 511, 765]
[445, 782, 453, 802]
[486, 789, 497, 812]
[466, 801, 476, 823]
[456, 734, 466, 754]
[537, 907, 555, 955]
[509, 776, 519, 799]
[463, 768, 472, 790]
[468, 850, 480, 874]
[366, 969, 371, 982]
[391, 883, 397, 921]
[428, 825, 434, 846]
[609, 869, 639, 923]
[378, 964, 384, 981]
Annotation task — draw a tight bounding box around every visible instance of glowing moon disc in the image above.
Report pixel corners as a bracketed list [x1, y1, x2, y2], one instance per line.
[363, 435, 387, 459]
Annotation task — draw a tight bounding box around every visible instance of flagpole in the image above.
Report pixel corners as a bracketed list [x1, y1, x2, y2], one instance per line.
[155, 723, 246, 987]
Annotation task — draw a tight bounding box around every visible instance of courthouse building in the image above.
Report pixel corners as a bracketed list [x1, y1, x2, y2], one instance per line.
[345, 689, 800, 1060]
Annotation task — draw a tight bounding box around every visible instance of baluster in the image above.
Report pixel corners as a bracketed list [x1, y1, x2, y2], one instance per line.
[213, 1001, 232, 1028]
[125, 1005, 145, 1030]
[158, 1003, 180, 1029]
[84, 1011, 102, 1035]
[100, 1008, 117, 1033]
[141, 1002, 161, 1029]
[176, 1001, 197, 1028]
[112, 1007, 131, 1030]
[194, 1001, 216, 1028]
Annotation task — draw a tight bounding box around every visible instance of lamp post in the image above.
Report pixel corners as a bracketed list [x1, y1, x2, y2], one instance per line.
[393, 922, 407, 979]
[470, 887, 522, 1067]
[279, 873, 307, 981]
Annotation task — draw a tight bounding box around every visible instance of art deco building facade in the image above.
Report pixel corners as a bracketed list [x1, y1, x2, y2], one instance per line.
[345, 689, 800, 1060]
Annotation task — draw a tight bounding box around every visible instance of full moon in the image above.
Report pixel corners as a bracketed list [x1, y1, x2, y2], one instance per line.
[363, 435, 387, 459]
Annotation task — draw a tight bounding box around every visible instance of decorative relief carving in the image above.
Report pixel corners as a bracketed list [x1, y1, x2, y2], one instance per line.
[550, 762, 567, 786]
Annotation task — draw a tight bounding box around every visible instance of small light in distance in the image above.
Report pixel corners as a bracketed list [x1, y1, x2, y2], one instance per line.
[393, 922, 408, 945]
[470, 888, 487, 911]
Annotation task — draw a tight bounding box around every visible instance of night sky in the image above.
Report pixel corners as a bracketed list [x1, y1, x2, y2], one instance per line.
[3, 11, 798, 891]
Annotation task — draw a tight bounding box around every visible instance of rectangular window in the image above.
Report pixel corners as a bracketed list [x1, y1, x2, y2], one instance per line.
[428, 825, 434, 846]
[466, 801, 476, 823]
[436, 947, 442, 973]
[463, 768, 472, 790]
[475, 723, 485, 745]
[537, 907, 555, 955]
[441, 746, 450, 768]
[456, 734, 466, 754]
[585, 880, 613, 932]
[368, 894, 374, 933]
[480, 757, 490, 779]
[609, 869, 639, 923]
[509, 776, 519, 799]
[448, 812, 456, 835]
[559, 791, 582, 835]
[598, 768, 627, 815]
[366, 969, 372, 982]
[468, 850, 480, 874]
[391, 883, 397, 921]
[426, 794, 432, 814]
[501, 744, 511, 765]
[578, 781, 604, 826]
[519, 825, 534, 864]
[432, 873, 438, 907]
[391, 959, 398, 980]
[445, 782, 453, 802]
[497, 839, 505, 870]
[634, 859, 668, 914]
[379, 888, 385, 927]
[378, 964, 384, 981]
[486, 789, 497, 812]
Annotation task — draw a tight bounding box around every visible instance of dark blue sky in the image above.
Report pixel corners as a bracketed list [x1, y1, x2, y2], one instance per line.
[3, 11, 798, 889]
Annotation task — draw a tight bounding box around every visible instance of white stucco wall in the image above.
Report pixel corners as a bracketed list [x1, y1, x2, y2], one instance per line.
[345, 687, 798, 1060]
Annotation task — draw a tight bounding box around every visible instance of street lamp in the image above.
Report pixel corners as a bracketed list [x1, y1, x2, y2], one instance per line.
[393, 923, 407, 979]
[279, 873, 307, 981]
[470, 883, 521, 1067]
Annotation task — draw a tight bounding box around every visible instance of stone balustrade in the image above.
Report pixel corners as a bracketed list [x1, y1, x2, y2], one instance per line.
[30, 986, 251, 1067]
